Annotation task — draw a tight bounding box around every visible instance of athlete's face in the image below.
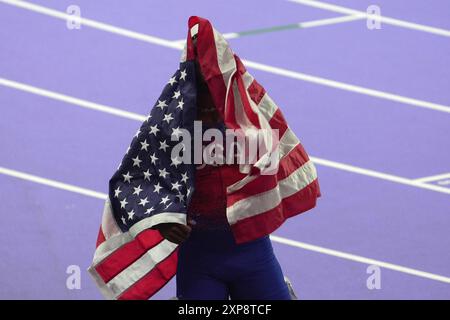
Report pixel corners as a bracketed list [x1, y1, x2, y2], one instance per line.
[195, 60, 220, 123]
[195, 61, 215, 111]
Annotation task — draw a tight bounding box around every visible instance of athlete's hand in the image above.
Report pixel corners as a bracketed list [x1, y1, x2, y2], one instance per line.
[155, 223, 192, 244]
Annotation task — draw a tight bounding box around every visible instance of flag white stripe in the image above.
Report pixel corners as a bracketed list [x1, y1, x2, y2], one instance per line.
[212, 27, 237, 95]
[231, 79, 260, 175]
[242, 72, 254, 90]
[92, 212, 185, 263]
[227, 160, 317, 224]
[241, 71, 279, 121]
[101, 197, 122, 240]
[88, 266, 117, 300]
[257, 92, 279, 120]
[278, 127, 300, 158]
[93, 232, 133, 264]
[233, 81, 254, 129]
[225, 123, 301, 194]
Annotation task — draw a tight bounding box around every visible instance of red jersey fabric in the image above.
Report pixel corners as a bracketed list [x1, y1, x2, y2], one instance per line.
[187, 162, 247, 230]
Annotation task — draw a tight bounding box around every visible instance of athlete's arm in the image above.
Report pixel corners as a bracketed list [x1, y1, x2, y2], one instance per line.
[154, 223, 192, 244]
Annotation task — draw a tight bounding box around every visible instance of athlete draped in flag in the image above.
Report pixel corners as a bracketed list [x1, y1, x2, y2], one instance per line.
[89, 16, 320, 300]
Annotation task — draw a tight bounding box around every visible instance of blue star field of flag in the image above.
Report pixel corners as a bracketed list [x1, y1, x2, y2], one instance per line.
[109, 61, 197, 231]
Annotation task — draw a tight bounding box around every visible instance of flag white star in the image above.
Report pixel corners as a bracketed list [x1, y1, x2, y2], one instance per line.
[133, 185, 143, 196]
[171, 181, 181, 191]
[159, 168, 169, 179]
[163, 113, 174, 124]
[170, 157, 182, 168]
[168, 76, 177, 86]
[145, 206, 155, 215]
[146, 114, 152, 122]
[122, 172, 132, 183]
[134, 129, 141, 138]
[176, 99, 184, 110]
[114, 186, 122, 198]
[149, 124, 160, 136]
[139, 197, 149, 207]
[181, 172, 189, 183]
[132, 155, 142, 167]
[140, 139, 149, 151]
[171, 126, 183, 139]
[176, 193, 185, 202]
[180, 69, 187, 81]
[120, 198, 128, 209]
[159, 140, 169, 152]
[127, 209, 135, 220]
[153, 182, 162, 194]
[143, 169, 152, 181]
[172, 90, 181, 99]
[121, 216, 127, 225]
[160, 195, 170, 205]
[156, 99, 168, 109]
[150, 152, 158, 164]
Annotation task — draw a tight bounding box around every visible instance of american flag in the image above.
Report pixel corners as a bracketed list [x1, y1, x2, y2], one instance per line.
[88, 61, 197, 300]
[89, 16, 320, 300]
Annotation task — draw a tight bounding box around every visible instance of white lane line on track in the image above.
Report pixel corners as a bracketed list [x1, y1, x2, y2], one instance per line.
[1, 77, 450, 196]
[287, 0, 450, 37]
[240, 60, 450, 114]
[0, 166, 107, 199]
[0, 78, 146, 122]
[414, 172, 450, 183]
[0, 0, 180, 49]
[311, 157, 450, 195]
[1, 165, 449, 285]
[299, 14, 364, 28]
[172, 14, 366, 42]
[2, 0, 450, 115]
[270, 235, 450, 284]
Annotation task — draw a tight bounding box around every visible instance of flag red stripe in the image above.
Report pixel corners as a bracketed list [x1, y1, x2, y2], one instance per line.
[244, 72, 288, 137]
[118, 248, 178, 300]
[268, 108, 289, 137]
[234, 57, 260, 128]
[190, 16, 228, 120]
[235, 55, 247, 75]
[224, 81, 239, 130]
[220, 164, 249, 187]
[231, 179, 320, 244]
[96, 227, 106, 248]
[248, 79, 266, 106]
[95, 229, 164, 283]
